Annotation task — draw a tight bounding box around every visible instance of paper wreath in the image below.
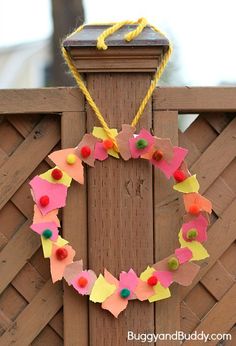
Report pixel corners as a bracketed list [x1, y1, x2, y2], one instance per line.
[29, 125, 212, 318]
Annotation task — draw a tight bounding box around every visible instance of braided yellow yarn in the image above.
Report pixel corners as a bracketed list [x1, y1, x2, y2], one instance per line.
[61, 19, 172, 147]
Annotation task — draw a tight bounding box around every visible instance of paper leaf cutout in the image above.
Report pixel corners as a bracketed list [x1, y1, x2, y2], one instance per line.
[142, 137, 174, 163]
[173, 262, 200, 286]
[94, 142, 108, 161]
[92, 127, 119, 158]
[40, 167, 72, 187]
[182, 214, 208, 243]
[30, 176, 68, 215]
[90, 274, 116, 303]
[33, 205, 60, 227]
[102, 290, 128, 318]
[183, 193, 212, 214]
[175, 247, 193, 264]
[63, 260, 83, 285]
[30, 221, 59, 241]
[150, 146, 188, 179]
[72, 270, 97, 295]
[48, 148, 84, 184]
[153, 254, 200, 287]
[116, 124, 135, 160]
[148, 282, 171, 303]
[50, 244, 75, 283]
[75, 133, 98, 167]
[41, 235, 68, 258]
[135, 280, 154, 301]
[129, 128, 155, 159]
[119, 269, 138, 298]
[173, 175, 200, 193]
[135, 266, 170, 302]
[179, 231, 209, 260]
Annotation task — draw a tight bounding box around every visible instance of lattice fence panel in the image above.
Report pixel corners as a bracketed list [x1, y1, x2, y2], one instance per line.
[0, 114, 64, 346]
[179, 113, 236, 346]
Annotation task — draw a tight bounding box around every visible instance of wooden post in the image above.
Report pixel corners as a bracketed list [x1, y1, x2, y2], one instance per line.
[63, 25, 169, 346]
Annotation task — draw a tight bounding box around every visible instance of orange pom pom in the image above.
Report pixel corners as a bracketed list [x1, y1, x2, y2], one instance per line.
[77, 276, 88, 288]
[152, 150, 163, 161]
[103, 139, 114, 150]
[189, 204, 200, 215]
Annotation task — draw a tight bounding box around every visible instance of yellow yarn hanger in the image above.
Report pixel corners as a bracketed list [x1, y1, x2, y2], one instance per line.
[61, 18, 172, 149]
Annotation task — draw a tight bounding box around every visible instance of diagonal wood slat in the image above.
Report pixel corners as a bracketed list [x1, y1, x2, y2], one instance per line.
[0, 117, 60, 210]
[183, 284, 236, 346]
[0, 221, 40, 294]
[0, 280, 62, 346]
[181, 197, 236, 299]
[190, 117, 236, 193]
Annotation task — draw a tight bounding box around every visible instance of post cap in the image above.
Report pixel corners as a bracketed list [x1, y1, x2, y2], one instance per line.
[63, 24, 169, 73]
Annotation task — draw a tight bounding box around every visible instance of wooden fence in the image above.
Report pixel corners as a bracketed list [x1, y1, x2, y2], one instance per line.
[0, 87, 235, 345]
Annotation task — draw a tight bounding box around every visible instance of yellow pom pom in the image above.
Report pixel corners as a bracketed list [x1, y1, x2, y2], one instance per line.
[66, 153, 77, 165]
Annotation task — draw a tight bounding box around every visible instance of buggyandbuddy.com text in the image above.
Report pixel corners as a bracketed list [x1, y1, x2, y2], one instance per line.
[127, 330, 232, 343]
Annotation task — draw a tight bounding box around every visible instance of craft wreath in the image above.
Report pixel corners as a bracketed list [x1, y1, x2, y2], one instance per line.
[29, 19, 212, 318]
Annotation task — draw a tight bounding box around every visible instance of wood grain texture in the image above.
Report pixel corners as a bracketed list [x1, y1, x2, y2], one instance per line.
[61, 111, 89, 346]
[153, 87, 236, 111]
[0, 88, 84, 114]
[86, 73, 154, 346]
[183, 284, 236, 346]
[154, 111, 180, 343]
[0, 280, 62, 346]
[0, 117, 60, 210]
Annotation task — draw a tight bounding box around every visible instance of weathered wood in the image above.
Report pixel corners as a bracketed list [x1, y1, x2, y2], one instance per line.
[0, 117, 60, 210]
[0, 280, 62, 346]
[86, 73, 154, 346]
[201, 261, 235, 300]
[61, 111, 88, 346]
[154, 111, 180, 341]
[190, 117, 236, 193]
[63, 25, 169, 47]
[183, 284, 236, 346]
[153, 87, 236, 111]
[70, 47, 164, 72]
[0, 88, 84, 114]
[0, 221, 40, 294]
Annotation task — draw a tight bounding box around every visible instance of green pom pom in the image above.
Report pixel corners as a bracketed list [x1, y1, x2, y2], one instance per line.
[167, 257, 179, 271]
[120, 288, 130, 298]
[136, 138, 148, 149]
[42, 229, 53, 239]
[186, 229, 198, 240]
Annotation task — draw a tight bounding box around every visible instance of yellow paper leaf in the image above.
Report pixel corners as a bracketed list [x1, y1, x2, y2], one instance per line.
[90, 274, 116, 303]
[40, 167, 72, 187]
[148, 282, 171, 302]
[173, 175, 199, 193]
[178, 231, 209, 260]
[41, 236, 69, 258]
[140, 266, 155, 281]
[92, 127, 119, 158]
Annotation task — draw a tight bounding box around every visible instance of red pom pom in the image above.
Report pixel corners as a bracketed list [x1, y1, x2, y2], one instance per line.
[103, 139, 114, 150]
[147, 275, 158, 286]
[39, 195, 49, 207]
[77, 276, 88, 288]
[51, 168, 63, 180]
[81, 146, 91, 158]
[152, 150, 163, 161]
[55, 248, 68, 260]
[189, 204, 200, 215]
[173, 169, 186, 182]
